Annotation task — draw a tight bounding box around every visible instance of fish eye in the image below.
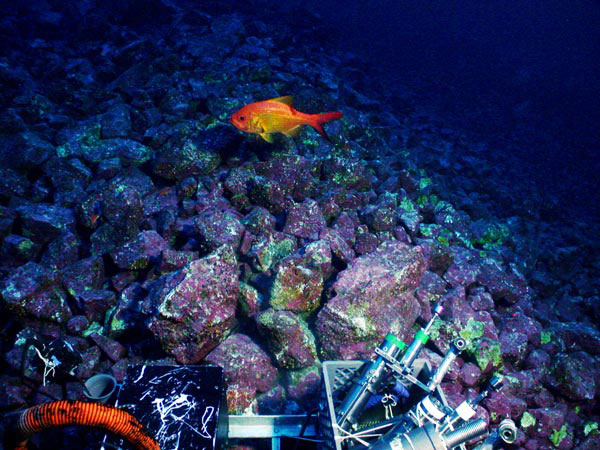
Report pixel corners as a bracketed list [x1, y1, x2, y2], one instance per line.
[239, 115, 245, 121]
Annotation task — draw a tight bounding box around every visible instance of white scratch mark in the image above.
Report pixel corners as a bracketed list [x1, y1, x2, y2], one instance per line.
[133, 365, 146, 383]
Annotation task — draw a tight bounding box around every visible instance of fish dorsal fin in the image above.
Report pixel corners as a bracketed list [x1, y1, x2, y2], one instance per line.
[268, 96, 293, 106]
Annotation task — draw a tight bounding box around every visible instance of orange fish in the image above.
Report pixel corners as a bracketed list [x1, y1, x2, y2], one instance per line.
[230, 96, 342, 143]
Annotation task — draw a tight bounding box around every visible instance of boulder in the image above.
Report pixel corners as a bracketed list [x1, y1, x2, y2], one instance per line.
[248, 232, 296, 273]
[269, 242, 330, 312]
[0, 262, 71, 323]
[16, 203, 76, 244]
[545, 352, 597, 401]
[148, 245, 238, 364]
[286, 365, 322, 411]
[193, 208, 245, 252]
[205, 333, 278, 414]
[110, 230, 167, 270]
[256, 309, 318, 369]
[316, 241, 426, 359]
[283, 198, 327, 240]
[477, 260, 529, 305]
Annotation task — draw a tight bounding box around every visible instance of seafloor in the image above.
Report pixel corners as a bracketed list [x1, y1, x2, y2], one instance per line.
[0, 1, 598, 449]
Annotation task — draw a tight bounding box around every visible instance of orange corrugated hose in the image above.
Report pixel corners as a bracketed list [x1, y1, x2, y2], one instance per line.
[13, 400, 160, 450]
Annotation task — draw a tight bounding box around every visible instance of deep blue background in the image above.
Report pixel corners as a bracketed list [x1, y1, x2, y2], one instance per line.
[281, 0, 600, 219]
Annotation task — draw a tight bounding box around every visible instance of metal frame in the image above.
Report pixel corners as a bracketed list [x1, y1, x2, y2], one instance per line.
[228, 414, 318, 450]
[319, 359, 447, 450]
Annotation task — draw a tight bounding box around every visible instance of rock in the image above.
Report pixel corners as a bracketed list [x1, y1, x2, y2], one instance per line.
[316, 241, 426, 359]
[319, 228, 355, 264]
[256, 309, 318, 369]
[77, 289, 116, 323]
[458, 362, 481, 387]
[238, 281, 261, 318]
[224, 167, 253, 210]
[526, 405, 569, 443]
[322, 156, 370, 191]
[576, 435, 600, 450]
[156, 248, 198, 275]
[0, 206, 16, 239]
[0, 108, 26, 134]
[97, 157, 122, 179]
[73, 346, 101, 381]
[257, 385, 287, 415]
[471, 338, 503, 374]
[110, 359, 131, 382]
[101, 103, 132, 139]
[106, 283, 148, 339]
[0, 167, 29, 198]
[467, 287, 495, 311]
[443, 246, 482, 288]
[416, 238, 454, 274]
[152, 125, 238, 180]
[524, 348, 551, 371]
[354, 228, 379, 255]
[477, 260, 529, 305]
[205, 333, 278, 414]
[332, 211, 360, 246]
[269, 243, 329, 312]
[57, 123, 152, 165]
[148, 245, 239, 364]
[434, 286, 500, 358]
[397, 208, 422, 236]
[241, 206, 276, 235]
[102, 176, 145, 239]
[414, 270, 447, 319]
[67, 316, 89, 335]
[286, 365, 322, 411]
[211, 14, 246, 43]
[360, 204, 397, 231]
[89, 332, 126, 362]
[499, 330, 529, 367]
[13, 131, 54, 168]
[0, 262, 71, 323]
[248, 232, 297, 273]
[193, 209, 245, 252]
[110, 230, 167, 270]
[90, 224, 124, 256]
[61, 256, 105, 297]
[248, 175, 290, 214]
[16, 203, 76, 244]
[254, 155, 317, 201]
[318, 190, 342, 222]
[283, 199, 326, 240]
[43, 157, 92, 205]
[0, 375, 31, 408]
[55, 121, 101, 158]
[483, 392, 527, 422]
[141, 186, 179, 217]
[41, 231, 81, 270]
[1, 234, 41, 262]
[504, 369, 545, 399]
[500, 311, 543, 345]
[392, 225, 412, 244]
[545, 352, 597, 401]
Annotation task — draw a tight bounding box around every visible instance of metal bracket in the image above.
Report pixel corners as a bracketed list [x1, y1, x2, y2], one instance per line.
[228, 415, 318, 450]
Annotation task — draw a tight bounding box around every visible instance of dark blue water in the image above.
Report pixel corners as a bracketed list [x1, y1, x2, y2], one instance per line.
[301, 0, 600, 222]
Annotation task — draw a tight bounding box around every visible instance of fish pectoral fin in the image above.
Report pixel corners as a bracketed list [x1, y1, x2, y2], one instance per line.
[268, 96, 293, 106]
[283, 125, 302, 137]
[260, 133, 274, 143]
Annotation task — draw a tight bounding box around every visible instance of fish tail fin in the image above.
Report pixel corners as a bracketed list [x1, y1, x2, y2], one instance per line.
[310, 112, 343, 142]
